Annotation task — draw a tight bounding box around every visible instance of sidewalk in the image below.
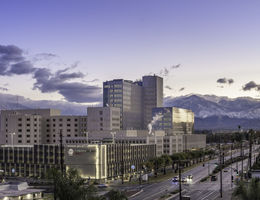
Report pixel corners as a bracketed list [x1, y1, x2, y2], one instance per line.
[215, 189, 233, 200]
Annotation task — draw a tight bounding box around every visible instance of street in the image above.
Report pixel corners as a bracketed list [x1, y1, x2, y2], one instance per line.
[128, 147, 258, 200]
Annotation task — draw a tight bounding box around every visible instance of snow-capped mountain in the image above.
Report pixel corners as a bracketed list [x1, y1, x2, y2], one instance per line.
[164, 94, 260, 119]
[164, 94, 260, 130]
[1, 92, 260, 130]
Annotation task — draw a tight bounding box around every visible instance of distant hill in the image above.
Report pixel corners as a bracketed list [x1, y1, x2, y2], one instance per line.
[0, 93, 89, 115]
[1, 92, 260, 130]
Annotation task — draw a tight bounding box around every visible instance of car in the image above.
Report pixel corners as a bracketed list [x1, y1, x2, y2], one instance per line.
[181, 177, 187, 182]
[187, 175, 193, 180]
[211, 175, 217, 181]
[172, 176, 179, 182]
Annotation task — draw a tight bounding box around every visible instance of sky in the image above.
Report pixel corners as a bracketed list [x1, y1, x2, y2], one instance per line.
[0, 0, 260, 104]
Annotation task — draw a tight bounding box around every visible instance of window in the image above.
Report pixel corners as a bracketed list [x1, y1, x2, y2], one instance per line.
[18, 140, 22, 143]
[67, 124, 71, 127]
[75, 119, 78, 122]
[18, 129, 22, 133]
[27, 135, 30, 137]
[18, 118, 22, 121]
[46, 134, 50, 137]
[26, 140, 30, 143]
[67, 129, 71, 132]
[59, 124, 62, 127]
[100, 117, 103, 121]
[18, 123, 22, 127]
[18, 135, 22, 138]
[34, 140, 37, 143]
[46, 129, 50, 132]
[59, 118, 63, 122]
[53, 119, 56, 122]
[67, 118, 71, 121]
[46, 119, 50, 122]
[99, 111, 103, 115]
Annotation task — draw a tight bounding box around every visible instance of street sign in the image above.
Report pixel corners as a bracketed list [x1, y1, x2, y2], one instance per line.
[131, 165, 135, 170]
[11, 168, 15, 174]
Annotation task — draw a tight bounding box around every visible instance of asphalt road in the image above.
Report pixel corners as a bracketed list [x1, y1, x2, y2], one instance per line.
[129, 147, 257, 200]
[170, 148, 259, 200]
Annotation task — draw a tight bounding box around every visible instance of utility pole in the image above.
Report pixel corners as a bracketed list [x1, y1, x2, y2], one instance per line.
[121, 143, 124, 184]
[249, 129, 253, 172]
[59, 129, 64, 176]
[231, 144, 233, 188]
[219, 137, 223, 198]
[178, 160, 182, 200]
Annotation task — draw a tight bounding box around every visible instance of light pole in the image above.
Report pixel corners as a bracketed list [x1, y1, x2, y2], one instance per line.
[86, 131, 89, 144]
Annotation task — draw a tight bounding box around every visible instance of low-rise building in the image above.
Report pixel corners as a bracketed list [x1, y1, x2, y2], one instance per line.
[0, 143, 156, 180]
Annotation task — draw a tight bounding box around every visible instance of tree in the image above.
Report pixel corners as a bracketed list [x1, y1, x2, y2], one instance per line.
[233, 178, 260, 200]
[161, 154, 172, 175]
[47, 168, 101, 200]
[105, 189, 128, 200]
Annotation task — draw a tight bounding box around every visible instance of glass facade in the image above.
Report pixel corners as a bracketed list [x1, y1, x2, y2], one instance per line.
[103, 79, 143, 130]
[152, 107, 194, 134]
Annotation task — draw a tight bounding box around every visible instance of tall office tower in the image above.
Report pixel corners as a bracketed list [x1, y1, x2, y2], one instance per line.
[103, 79, 143, 130]
[142, 75, 163, 129]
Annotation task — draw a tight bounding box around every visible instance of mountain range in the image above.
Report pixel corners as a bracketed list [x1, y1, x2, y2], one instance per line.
[1, 92, 260, 130]
[164, 94, 260, 130]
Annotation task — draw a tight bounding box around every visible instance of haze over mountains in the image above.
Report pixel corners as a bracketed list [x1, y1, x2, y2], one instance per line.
[1, 92, 260, 130]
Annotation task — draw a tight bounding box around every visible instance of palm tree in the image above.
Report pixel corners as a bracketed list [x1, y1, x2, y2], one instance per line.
[233, 178, 260, 200]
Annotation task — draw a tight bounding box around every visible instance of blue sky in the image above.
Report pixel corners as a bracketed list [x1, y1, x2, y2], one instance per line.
[0, 0, 260, 103]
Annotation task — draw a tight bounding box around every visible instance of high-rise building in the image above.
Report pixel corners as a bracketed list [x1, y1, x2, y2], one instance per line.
[152, 107, 194, 134]
[103, 79, 143, 130]
[142, 75, 163, 129]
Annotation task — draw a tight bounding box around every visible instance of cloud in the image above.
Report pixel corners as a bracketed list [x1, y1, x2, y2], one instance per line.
[171, 64, 181, 69]
[8, 61, 36, 75]
[165, 85, 172, 90]
[242, 81, 260, 91]
[0, 87, 8, 91]
[0, 44, 102, 103]
[159, 64, 181, 77]
[217, 78, 234, 85]
[179, 87, 185, 91]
